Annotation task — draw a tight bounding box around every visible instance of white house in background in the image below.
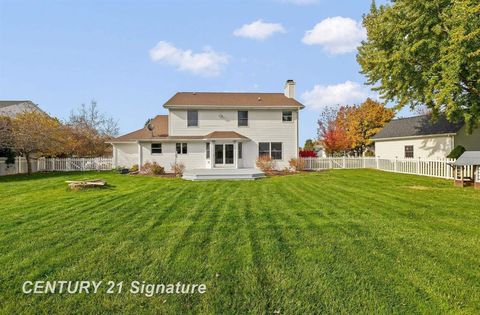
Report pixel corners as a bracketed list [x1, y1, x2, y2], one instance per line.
[109, 80, 304, 176]
[372, 115, 480, 159]
[313, 140, 327, 158]
[0, 100, 45, 117]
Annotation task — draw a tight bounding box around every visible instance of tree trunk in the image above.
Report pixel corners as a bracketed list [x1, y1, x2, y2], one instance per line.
[25, 153, 32, 174]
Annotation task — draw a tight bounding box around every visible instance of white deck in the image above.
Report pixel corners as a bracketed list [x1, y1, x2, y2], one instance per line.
[183, 168, 265, 181]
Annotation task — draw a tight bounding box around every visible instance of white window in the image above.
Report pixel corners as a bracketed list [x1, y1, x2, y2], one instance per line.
[405, 145, 414, 158]
[176, 143, 188, 154]
[151, 143, 162, 154]
[187, 110, 198, 127]
[258, 142, 282, 160]
[238, 111, 248, 127]
[282, 110, 292, 122]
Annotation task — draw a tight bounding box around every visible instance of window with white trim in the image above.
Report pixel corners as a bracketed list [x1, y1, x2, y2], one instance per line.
[282, 110, 293, 122]
[238, 111, 248, 127]
[176, 143, 188, 154]
[404, 145, 414, 158]
[187, 110, 198, 127]
[258, 142, 282, 160]
[206, 143, 210, 159]
[151, 143, 162, 154]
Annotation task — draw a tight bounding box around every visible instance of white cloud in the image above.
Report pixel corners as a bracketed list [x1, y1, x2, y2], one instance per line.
[301, 81, 375, 110]
[302, 16, 366, 54]
[233, 20, 286, 40]
[149, 41, 229, 76]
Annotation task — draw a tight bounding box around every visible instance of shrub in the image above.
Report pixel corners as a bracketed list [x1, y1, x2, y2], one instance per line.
[141, 162, 165, 175]
[364, 150, 375, 157]
[299, 150, 317, 158]
[171, 162, 186, 177]
[447, 145, 466, 159]
[129, 164, 139, 172]
[256, 155, 275, 172]
[288, 158, 305, 171]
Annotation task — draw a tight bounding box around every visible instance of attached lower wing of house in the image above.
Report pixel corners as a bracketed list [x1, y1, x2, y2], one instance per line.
[372, 115, 480, 159]
[109, 80, 304, 171]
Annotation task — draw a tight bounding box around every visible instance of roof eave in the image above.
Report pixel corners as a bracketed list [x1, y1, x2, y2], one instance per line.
[372, 133, 457, 141]
[163, 104, 304, 110]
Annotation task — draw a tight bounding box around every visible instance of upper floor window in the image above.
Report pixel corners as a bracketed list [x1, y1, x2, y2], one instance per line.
[176, 143, 188, 154]
[151, 143, 162, 154]
[238, 111, 248, 127]
[282, 110, 293, 122]
[187, 110, 198, 127]
[404, 145, 414, 158]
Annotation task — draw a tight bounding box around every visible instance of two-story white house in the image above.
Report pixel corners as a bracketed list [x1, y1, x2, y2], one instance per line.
[110, 80, 304, 179]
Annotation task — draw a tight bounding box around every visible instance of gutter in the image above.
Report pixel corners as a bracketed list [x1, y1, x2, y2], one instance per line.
[372, 133, 457, 141]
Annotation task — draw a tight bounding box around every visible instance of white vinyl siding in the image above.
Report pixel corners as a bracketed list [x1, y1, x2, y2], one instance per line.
[168, 109, 298, 168]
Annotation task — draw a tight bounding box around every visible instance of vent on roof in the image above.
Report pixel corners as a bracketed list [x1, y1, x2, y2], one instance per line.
[192, 92, 196, 95]
[258, 97, 262, 101]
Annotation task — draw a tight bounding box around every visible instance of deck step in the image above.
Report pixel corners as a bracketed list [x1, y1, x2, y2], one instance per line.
[183, 169, 265, 181]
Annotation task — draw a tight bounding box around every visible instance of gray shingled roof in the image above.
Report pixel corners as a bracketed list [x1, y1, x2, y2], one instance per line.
[454, 151, 480, 166]
[0, 100, 31, 108]
[372, 115, 464, 140]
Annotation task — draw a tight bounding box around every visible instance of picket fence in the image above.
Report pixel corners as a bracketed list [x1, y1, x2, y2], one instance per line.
[0, 156, 466, 180]
[0, 157, 113, 176]
[300, 157, 464, 179]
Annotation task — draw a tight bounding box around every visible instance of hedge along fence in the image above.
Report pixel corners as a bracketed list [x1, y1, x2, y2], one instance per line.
[0, 157, 113, 176]
[300, 157, 466, 179]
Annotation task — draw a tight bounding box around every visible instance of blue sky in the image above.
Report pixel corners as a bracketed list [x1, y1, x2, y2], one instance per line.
[1, 0, 397, 144]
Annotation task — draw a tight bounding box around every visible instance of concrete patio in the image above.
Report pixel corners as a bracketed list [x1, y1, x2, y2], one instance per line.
[182, 168, 265, 181]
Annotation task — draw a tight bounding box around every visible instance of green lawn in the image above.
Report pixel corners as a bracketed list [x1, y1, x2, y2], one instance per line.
[0, 170, 479, 314]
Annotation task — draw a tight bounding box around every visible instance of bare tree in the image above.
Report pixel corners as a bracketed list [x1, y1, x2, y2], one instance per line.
[68, 100, 119, 137]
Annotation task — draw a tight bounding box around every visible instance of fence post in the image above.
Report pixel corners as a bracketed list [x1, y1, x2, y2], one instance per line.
[343, 156, 346, 168]
[376, 157, 379, 170]
[394, 157, 398, 172]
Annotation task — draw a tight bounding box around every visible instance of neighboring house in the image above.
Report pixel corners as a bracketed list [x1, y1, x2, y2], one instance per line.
[372, 115, 480, 159]
[313, 140, 327, 158]
[0, 100, 45, 117]
[110, 80, 304, 171]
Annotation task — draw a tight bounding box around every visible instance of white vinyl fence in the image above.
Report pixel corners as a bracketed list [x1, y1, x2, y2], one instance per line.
[0, 157, 113, 176]
[300, 157, 465, 179]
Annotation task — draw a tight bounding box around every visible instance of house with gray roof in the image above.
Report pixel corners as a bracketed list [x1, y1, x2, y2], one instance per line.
[372, 115, 480, 159]
[0, 100, 45, 117]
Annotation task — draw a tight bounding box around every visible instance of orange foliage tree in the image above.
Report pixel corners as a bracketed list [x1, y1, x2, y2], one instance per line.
[345, 98, 394, 155]
[317, 106, 352, 155]
[0, 112, 65, 173]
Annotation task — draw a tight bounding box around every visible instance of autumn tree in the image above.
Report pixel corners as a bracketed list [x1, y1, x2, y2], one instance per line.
[0, 112, 65, 173]
[65, 101, 119, 157]
[317, 106, 352, 156]
[303, 139, 315, 151]
[358, 0, 480, 131]
[345, 98, 394, 155]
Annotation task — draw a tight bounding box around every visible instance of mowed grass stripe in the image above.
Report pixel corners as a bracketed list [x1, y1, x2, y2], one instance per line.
[0, 170, 479, 314]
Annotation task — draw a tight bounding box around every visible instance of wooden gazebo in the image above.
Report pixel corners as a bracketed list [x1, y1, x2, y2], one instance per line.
[452, 151, 480, 189]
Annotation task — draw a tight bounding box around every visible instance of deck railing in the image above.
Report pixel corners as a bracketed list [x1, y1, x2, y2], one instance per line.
[300, 157, 462, 179]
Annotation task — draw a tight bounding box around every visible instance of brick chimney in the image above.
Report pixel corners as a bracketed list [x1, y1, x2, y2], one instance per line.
[284, 80, 295, 98]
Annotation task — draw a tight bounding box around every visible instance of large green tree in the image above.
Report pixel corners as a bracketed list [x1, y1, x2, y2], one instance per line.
[358, 0, 480, 130]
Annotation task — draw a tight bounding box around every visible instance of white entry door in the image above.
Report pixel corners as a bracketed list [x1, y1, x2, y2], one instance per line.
[215, 144, 234, 167]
